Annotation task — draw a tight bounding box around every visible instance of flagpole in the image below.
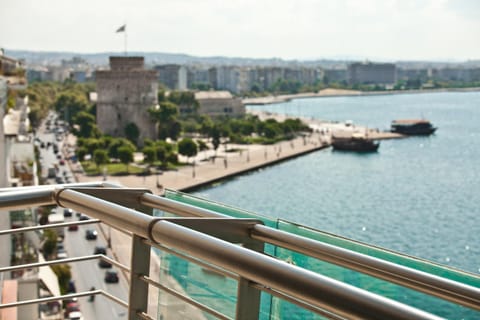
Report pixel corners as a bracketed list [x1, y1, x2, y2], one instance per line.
[124, 21, 127, 56]
[115, 24, 127, 55]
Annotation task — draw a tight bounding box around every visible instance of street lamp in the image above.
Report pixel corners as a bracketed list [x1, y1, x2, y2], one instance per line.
[107, 226, 111, 249]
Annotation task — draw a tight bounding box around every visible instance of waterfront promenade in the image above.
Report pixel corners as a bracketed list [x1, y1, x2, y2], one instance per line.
[76, 131, 327, 193]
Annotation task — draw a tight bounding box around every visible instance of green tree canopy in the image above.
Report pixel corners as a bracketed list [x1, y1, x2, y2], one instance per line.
[54, 91, 89, 124]
[93, 149, 109, 170]
[42, 229, 58, 258]
[178, 138, 198, 160]
[118, 146, 134, 172]
[142, 146, 157, 165]
[73, 111, 100, 138]
[125, 122, 140, 146]
[51, 264, 72, 295]
[149, 101, 179, 122]
[108, 138, 136, 159]
[149, 102, 182, 140]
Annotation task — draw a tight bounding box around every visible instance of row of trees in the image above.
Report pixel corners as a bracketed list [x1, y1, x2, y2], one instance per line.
[24, 82, 311, 174]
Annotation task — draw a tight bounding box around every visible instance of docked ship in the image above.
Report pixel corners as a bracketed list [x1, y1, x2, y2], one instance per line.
[391, 119, 437, 135]
[331, 133, 380, 152]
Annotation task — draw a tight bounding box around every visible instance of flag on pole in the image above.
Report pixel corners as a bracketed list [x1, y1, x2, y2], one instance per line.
[116, 24, 126, 33]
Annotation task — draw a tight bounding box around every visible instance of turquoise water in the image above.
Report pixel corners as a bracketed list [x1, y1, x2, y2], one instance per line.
[194, 91, 480, 275]
[160, 91, 479, 319]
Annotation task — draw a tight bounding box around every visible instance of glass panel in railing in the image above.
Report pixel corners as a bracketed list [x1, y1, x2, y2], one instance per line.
[156, 285, 230, 320]
[164, 189, 277, 227]
[276, 220, 479, 319]
[162, 189, 279, 255]
[268, 295, 326, 320]
[277, 219, 480, 288]
[157, 250, 238, 320]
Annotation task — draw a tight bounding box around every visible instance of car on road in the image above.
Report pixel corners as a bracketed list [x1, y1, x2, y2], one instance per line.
[104, 270, 119, 283]
[57, 249, 68, 259]
[66, 311, 84, 320]
[93, 246, 107, 255]
[68, 224, 78, 231]
[64, 208, 74, 217]
[64, 301, 80, 318]
[79, 214, 90, 221]
[98, 258, 112, 268]
[85, 229, 98, 240]
[67, 281, 77, 293]
[94, 245, 113, 268]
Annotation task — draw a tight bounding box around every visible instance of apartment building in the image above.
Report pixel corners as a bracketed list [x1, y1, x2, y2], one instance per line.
[155, 64, 188, 90]
[347, 62, 396, 85]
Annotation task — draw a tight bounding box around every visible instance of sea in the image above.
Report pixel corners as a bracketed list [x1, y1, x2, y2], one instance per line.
[189, 91, 480, 317]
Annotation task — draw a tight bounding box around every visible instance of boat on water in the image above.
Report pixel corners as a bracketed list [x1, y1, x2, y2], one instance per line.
[391, 119, 437, 135]
[331, 133, 380, 152]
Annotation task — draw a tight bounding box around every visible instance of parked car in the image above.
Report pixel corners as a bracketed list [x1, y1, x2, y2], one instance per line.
[68, 224, 78, 231]
[85, 229, 98, 240]
[63, 208, 74, 217]
[104, 270, 119, 283]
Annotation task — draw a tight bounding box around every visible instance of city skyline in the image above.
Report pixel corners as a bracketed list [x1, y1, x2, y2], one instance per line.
[1, 0, 480, 61]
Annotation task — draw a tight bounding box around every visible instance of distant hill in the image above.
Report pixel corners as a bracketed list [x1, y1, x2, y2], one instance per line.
[5, 49, 480, 69]
[4, 49, 349, 68]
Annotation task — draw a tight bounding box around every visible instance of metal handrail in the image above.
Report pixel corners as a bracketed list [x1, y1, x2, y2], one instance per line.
[1, 184, 475, 319]
[59, 188, 441, 319]
[140, 192, 480, 311]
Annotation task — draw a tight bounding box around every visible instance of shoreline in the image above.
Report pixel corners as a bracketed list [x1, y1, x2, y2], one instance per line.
[242, 87, 480, 105]
[76, 132, 329, 193]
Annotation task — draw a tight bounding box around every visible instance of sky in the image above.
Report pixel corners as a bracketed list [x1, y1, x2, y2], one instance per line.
[1, 0, 480, 61]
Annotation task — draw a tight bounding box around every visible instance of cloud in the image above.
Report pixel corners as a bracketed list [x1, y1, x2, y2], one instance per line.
[1, 0, 479, 60]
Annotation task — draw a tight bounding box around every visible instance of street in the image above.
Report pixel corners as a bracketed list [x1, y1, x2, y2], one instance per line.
[36, 112, 129, 319]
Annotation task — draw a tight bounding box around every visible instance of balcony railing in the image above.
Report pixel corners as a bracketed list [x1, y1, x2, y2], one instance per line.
[0, 182, 479, 320]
